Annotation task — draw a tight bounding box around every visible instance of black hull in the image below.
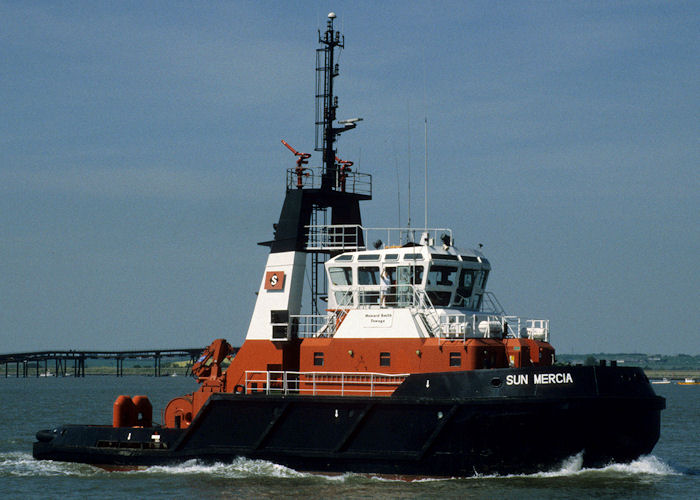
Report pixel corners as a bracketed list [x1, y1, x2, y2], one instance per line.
[33, 366, 665, 477]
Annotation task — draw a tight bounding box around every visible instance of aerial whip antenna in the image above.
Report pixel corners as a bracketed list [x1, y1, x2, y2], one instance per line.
[406, 100, 412, 240]
[393, 142, 401, 228]
[423, 48, 429, 231]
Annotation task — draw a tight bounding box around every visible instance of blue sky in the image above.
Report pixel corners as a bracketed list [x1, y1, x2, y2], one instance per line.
[1, 1, 698, 354]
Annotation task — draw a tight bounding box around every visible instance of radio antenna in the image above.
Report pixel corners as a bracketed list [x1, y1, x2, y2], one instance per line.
[423, 49, 428, 231]
[406, 100, 412, 237]
[394, 144, 401, 228]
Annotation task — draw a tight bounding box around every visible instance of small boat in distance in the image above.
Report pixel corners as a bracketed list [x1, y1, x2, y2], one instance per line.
[651, 378, 671, 384]
[678, 378, 699, 385]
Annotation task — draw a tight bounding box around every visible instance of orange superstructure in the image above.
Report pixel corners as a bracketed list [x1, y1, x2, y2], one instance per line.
[162, 236, 556, 427]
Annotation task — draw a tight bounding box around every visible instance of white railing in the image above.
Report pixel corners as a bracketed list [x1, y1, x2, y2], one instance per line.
[437, 314, 549, 342]
[289, 314, 336, 338]
[306, 225, 365, 251]
[291, 284, 549, 342]
[437, 314, 509, 339]
[305, 225, 454, 251]
[330, 284, 436, 310]
[520, 319, 550, 342]
[244, 370, 409, 396]
[410, 287, 442, 336]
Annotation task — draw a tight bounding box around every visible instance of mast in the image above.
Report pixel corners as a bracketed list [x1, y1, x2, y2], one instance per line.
[316, 12, 357, 191]
[261, 13, 369, 321]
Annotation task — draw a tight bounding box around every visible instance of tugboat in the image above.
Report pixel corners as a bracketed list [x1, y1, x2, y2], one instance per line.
[33, 13, 665, 477]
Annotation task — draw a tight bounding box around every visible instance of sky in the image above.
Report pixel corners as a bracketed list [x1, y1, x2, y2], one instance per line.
[1, 1, 698, 355]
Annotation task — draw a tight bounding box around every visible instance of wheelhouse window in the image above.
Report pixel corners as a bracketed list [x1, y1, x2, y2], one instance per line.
[329, 267, 353, 285]
[358, 254, 380, 261]
[455, 268, 476, 305]
[379, 352, 391, 367]
[479, 270, 490, 288]
[390, 265, 424, 285]
[410, 265, 424, 285]
[358, 266, 380, 305]
[461, 255, 479, 263]
[459, 269, 476, 291]
[313, 352, 324, 366]
[449, 352, 461, 367]
[433, 254, 459, 261]
[427, 265, 457, 286]
[358, 267, 380, 285]
[403, 253, 424, 261]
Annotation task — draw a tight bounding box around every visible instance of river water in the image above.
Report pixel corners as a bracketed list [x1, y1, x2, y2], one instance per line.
[0, 377, 697, 499]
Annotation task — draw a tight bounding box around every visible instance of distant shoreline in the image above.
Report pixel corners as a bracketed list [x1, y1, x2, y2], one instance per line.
[3, 365, 697, 380]
[643, 369, 699, 380]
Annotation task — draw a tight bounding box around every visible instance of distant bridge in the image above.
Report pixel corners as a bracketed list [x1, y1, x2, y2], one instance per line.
[0, 348, 208, 378]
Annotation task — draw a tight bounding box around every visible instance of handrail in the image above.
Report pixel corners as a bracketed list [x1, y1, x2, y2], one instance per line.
[244, 370, 409, 396]
[410, 287, 442, 337]
[305, 225, 453, 251]
[295, 284, 549, 342]
[286, 166, 372, 196]
[481, 291, 506, 315]
[289, 314, 337, 338]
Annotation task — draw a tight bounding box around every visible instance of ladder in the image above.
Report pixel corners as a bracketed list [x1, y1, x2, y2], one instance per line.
[310, 205, 328, 316]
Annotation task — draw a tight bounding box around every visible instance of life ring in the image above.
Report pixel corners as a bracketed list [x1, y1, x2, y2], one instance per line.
[234, 384, 246, 395]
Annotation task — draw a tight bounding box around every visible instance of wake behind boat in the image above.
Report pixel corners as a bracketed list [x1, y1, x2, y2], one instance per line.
[33, 13, 665, 477]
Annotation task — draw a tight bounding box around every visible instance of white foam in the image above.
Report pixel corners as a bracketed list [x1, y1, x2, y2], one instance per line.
[379, 453, 679, 482]
[127, 454, 682, 481]
[0, 452, 100, 477]
[593, 455, 680, 476]
[5, 452, 679, 481]
[134, 457, 329, 480]
[493, 453, 679, 480]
